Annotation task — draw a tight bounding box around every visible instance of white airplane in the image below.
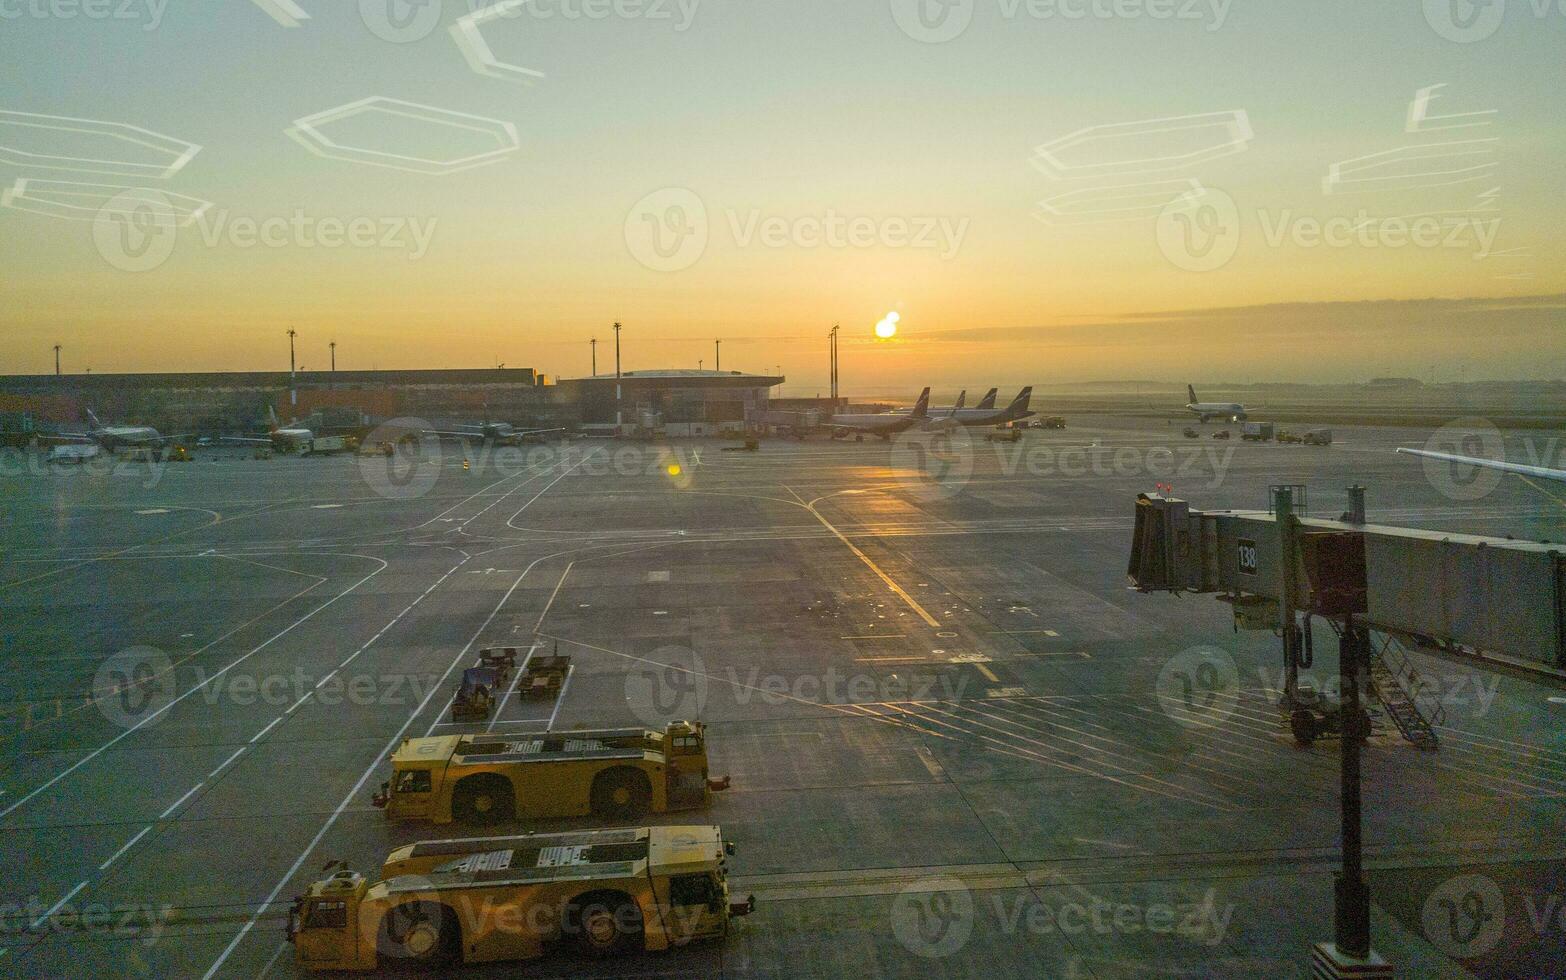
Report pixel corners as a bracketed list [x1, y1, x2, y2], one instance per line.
[952, 387, 1034, 428]
[223, 406, 324, 454]
[1396, 447, 1566, 483]
[1186, 385, 1248, 423]
[829, 388, 931, 440]
[43, 409, 185, 454]
[424, 419, 565, 446]
[932, 388, 996, 415]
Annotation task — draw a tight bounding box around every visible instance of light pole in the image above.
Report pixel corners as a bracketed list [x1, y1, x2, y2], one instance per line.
[613, 322, 622, 432]
[714, 339, 721, 373]
[590, 338, 598, 377]
[828, 324, 840, 406]
[54, 344, 61, 376]
[329, 341, 336, 372]
[287, 328, 298, 408]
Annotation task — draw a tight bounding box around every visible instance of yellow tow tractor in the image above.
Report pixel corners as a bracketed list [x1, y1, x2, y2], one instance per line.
[286, 825, 754, 971]
[372, 721, 729, 825]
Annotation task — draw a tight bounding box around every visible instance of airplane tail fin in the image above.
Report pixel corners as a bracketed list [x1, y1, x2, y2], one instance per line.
[977, 388, 998, 410]
[85, 408, 102, 429]
[1187, 385, 1198, 405]
[1005, 386, 1033, 419]
[911, 388, 931, 419]
[952, 390, 966, 415]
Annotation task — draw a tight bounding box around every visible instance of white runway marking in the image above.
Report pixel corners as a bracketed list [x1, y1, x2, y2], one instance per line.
[99, 826, 152, 870]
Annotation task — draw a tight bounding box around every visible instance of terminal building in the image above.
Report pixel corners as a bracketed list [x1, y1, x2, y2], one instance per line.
[0, 367, 786, 439]
[557, 370, 785, 437]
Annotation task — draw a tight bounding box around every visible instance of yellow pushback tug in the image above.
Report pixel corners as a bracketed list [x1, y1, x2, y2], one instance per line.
[372, 721, 729, 824]
[287, 825, 754, 970]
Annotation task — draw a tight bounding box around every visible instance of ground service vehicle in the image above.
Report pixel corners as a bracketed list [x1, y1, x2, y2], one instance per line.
[372, 721, 729, 824]
[1183, 427, 1199, 439]
[1302, 428, 1333, 446]
[1241, 422, 1275, 442]
[286, 825, 755, 971]
[1277, 430, 1302, 444]
[451, 668, 500, 722]
[520, 651, 570, 701]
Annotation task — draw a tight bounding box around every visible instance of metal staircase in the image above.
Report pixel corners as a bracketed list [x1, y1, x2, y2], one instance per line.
[1368, 633, 1443, 751]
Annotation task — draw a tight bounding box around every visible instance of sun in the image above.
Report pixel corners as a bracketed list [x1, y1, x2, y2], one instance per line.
[875, 312, 900, 339]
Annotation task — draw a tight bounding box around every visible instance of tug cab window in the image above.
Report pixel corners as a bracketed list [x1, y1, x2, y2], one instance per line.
[395, 769, 432, 794]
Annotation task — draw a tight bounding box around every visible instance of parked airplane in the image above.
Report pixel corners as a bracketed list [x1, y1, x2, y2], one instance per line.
[975, 388, 999, 411]
[43, 409, 184, 454]
[1186, 385, 1248, 423]
[424, 419, 565, 446]
[1396, 447, 1566, 483]
[829, 388, 931, 440]
[224, 406, 334, 454]
[951, 387, 1034, 428]
[932, 388, 994, 415]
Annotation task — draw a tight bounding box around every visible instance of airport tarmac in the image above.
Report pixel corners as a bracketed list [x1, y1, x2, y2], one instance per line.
[2, 414, 1564, 979]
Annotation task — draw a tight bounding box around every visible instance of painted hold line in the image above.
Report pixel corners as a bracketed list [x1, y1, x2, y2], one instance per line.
[99, 825, 153, 870]
[31, 880, 87, 930]
[160, 782, 204, 819]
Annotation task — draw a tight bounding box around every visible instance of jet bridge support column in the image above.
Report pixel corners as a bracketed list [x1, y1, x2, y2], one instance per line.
[1276, 487, 1303, 709]
[1313, 614, 1390, 977]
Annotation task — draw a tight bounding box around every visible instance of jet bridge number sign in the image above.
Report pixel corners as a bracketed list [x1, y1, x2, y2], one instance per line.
[1237, 538, 1259, 576]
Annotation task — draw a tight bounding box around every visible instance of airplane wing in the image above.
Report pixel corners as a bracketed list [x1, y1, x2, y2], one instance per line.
[1396, 448, 1566, 483]
[220, 435, 276, 446]
[37, 432, 93, 445]
[424, 429, 485, 438]
[516, 427, 566, 438]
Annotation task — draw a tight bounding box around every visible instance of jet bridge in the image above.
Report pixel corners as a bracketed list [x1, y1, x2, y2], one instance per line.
[1129, 491, 1566, 672]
